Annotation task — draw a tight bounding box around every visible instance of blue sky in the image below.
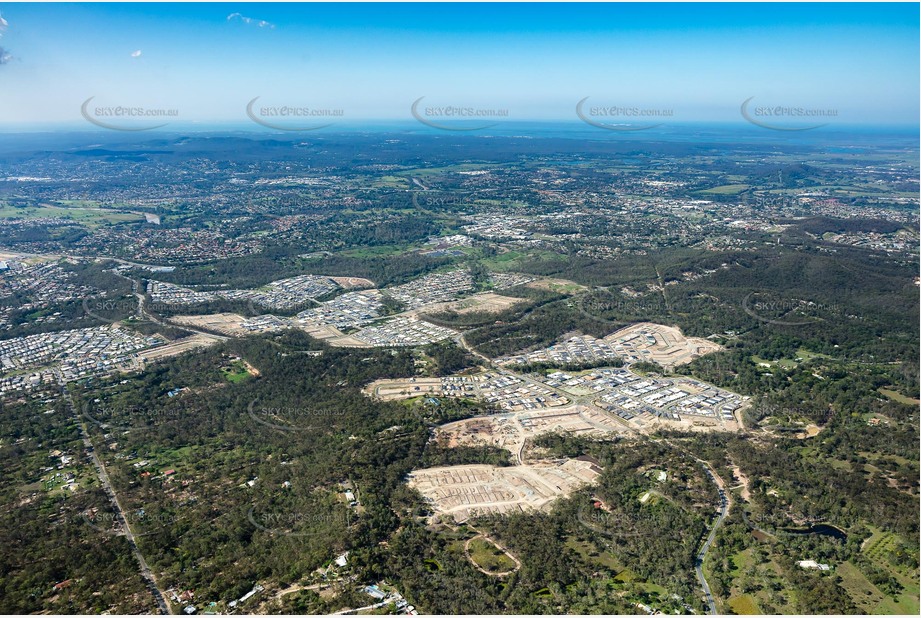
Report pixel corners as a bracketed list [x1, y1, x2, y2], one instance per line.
[0, 2, 917, 128]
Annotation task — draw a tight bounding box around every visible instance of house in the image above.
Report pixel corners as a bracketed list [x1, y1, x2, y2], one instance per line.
[334, 552, 349, 568]
[364, 585, 387, 600]
[797, 559, 831, 571]
[238, 584, 264, 604]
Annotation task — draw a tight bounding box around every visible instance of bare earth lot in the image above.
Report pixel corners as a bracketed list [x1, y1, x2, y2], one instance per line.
[606, 322, 721, 369]
[407, 459, 600, 523]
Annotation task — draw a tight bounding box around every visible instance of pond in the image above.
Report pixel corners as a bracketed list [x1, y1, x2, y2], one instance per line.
[782, 523, 847, 541]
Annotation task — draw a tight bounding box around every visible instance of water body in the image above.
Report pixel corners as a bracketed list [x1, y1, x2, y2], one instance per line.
[781, 523, 848, 541]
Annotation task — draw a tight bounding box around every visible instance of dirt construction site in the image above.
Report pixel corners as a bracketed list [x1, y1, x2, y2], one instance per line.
[605, 322, 722, 369]
[418, 292, 523, 316]
[435, 405, 630, 458]
[407, 459, 601, 523]
[168, 313, 251, 336]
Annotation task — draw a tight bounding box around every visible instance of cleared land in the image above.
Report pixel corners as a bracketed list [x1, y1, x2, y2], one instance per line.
[526, 278, 587, 294]
[364, 378, 445, 400]
[407, 460, 601, 523]
[137, 334, 222, 363]
[328, 276, 375, 289]
[500, 322, 721, 370]
[169, 313, 251, 337]
[366, 372, 569, 411]
[607, 322, 722, 369]
[420, 292, 523, 315]
[436, 406, 629, 457]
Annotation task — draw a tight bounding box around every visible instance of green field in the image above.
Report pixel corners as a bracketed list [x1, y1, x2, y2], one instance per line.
[752, 348, 835, 371]
[0, 203, 144, 227]
[864, 530, 899, 561]
[543, 280, 586, 294]
[878, 388, 920, 405]
[697, 184, 750, 195]
[565, 537, 623, 571]
[727, 594, 760, 614]
[367, 175, 410, 189]
[400, 163, 502, 177]
[468, 537, 517, 574]
[837, 560, 920, 615]
[751, 355, 797, 370]
[222, 361, 251, 383]
[339, 244, 414, 258]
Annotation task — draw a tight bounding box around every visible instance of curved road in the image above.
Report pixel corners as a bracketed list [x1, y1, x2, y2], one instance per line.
[664, 439, 730, 615]
[694, 465, 729, 615]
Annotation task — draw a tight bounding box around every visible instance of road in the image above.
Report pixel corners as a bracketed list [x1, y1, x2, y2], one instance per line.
[664, 439, 730, 615]
[62, 384, 172, 614]
[109, 270, 230, 341]
[694, 467, 728, 615]
[0, 247, 173, 271]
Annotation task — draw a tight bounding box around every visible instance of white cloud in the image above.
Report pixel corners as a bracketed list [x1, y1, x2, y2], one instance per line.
[0, 14, 11, 63]
[227, 12, 274, 29]
[131, 49, 142, 58]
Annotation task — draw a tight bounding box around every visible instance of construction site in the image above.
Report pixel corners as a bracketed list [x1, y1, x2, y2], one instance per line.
[406, 459, 601, 523]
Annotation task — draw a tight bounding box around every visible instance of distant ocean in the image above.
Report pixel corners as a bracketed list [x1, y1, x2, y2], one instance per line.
[0, 121, 917, 151]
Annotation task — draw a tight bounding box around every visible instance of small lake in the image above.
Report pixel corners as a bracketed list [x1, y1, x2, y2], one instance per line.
[782, 523, 847, 541]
